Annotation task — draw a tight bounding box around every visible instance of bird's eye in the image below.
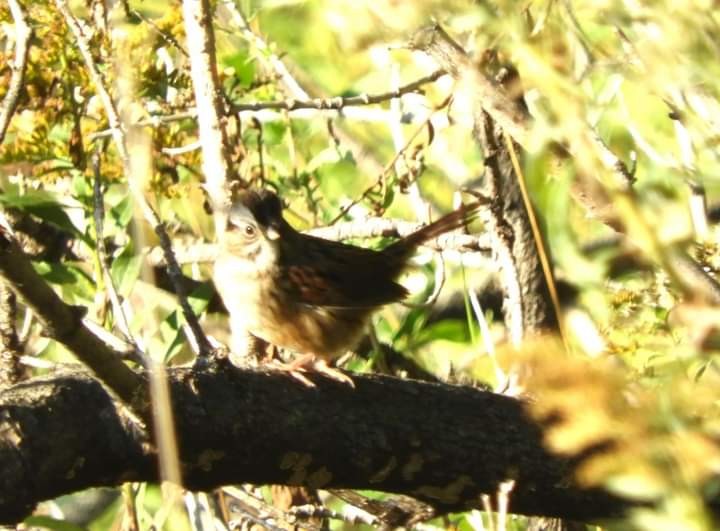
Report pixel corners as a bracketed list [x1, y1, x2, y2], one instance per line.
[243, 224, 257, 238]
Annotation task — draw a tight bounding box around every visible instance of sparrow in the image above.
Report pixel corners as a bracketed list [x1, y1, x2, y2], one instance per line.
[214, 189, 479, 385]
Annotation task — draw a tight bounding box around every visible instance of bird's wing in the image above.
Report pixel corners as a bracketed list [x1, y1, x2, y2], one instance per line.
[280, 236, 408, 309]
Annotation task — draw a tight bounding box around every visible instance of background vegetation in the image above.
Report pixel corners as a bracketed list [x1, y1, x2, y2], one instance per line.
[1, 0, 720, 529]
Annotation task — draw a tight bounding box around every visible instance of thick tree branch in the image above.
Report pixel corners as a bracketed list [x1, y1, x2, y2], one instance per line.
[0, 230, 145, 412]
[411, 24, 557, 337]
[0, 368, 631, 525]
[0, 283, 22, 386]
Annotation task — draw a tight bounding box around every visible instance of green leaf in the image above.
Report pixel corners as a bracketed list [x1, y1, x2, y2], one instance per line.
[222, 51, 256, 88]
[262, 121, 287, 145]
[110, 247, 143, 298]
[71, 173, 93, 200]
[23, 515, 86, 531]
[161, 308, 184, 362]
[381, 185, 395, 209]
[0, 187, 85, 241]
[161, 283, 214, 361]
[109, 196, 134, 229]
[187, 282, 214, 314]
[392, 307, 427, 344]
[413, 319, 470, 348]
[34, 261, 95, 305]
[316, 155, 362, 201]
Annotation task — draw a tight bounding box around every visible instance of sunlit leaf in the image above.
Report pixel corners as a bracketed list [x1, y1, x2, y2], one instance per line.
[109, 196, 134, 229]
[0, 187, 84, 240]
[161, 283, 214, 362]
[23, 515, 86, 531]
[110, 247, 143, 298]
[34, 261, 95, 305]
[221, 51, 256, 88]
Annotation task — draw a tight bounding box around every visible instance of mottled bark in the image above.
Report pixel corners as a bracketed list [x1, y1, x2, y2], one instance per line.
[411, 24, 558, 337]
[0, 367, 631, 525]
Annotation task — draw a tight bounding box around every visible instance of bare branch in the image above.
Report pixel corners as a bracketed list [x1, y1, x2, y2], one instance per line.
[218, 1, 386, 176]
[410, 24, 531, 148]
[0, 0, 32, 142]
[91, 153, 137, 353]
[144, 219, 491, 268]
[153, 221, 216, 358]
[307, 218, 491, 255]
[88, 77, 443, 142]
[229, 71, 445, 114]
[54, 0, 128, 166]
[182, 0, 233, 211]
[131, 8, 189, 57]
[0, 230, 146, 413]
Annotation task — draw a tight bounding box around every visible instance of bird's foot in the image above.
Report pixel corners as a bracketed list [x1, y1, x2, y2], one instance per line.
[270, 353, 316, 387]
[271, 354, 354, 388]
[311, 357, 355, 388]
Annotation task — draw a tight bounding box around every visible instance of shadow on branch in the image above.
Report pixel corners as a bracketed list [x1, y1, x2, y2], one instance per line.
[0, 365, 631, 525]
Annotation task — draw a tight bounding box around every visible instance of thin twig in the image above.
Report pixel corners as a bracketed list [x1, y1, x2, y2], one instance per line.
[218, 1, 386, 176]
[229, 71, 445, 114]
[56, 0, 214, 358]
[91, 152, 147, 365]
[218, 1, 309, 101]
[131, 9, 189, 57]
[251, 117, 265, 184]
[88, 107, 421, 141]
[87, 75, 443, 145]
[307, 217, 490, 253]
[88, 111, 196, 142]
[329, 95, 451, 224]
[93, 154, 128, 336]
[161, 140, 202, 156]
[54, 0, 127, 164]
[0, 0, 31, 142]
[154, 222, 215, 357]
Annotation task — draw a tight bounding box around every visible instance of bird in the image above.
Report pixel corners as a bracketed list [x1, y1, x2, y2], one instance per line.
[213, 188, 480, 386]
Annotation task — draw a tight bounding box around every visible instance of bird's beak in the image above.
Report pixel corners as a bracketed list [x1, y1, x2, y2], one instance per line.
[265, 222, 281, 241]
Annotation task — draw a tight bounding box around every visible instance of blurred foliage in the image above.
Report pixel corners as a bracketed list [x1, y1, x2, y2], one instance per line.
[1, 0, 720, 529]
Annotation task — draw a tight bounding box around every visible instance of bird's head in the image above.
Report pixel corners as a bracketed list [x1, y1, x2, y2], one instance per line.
[219, 189, 288, 274]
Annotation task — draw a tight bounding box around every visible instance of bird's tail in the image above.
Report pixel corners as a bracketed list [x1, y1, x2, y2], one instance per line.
[386, 199, 483, 257]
